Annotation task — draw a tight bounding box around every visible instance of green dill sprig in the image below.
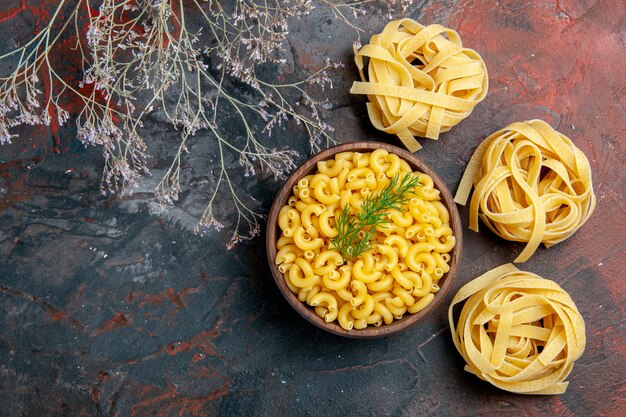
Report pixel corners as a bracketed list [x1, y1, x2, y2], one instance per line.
[330, 173, 421, 262]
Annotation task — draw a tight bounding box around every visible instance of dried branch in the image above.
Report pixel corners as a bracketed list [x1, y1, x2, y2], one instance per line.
[0, 0, 416, 248]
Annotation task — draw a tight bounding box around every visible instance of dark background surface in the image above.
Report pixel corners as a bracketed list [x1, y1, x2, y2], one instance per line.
[0, 0, 624, 416]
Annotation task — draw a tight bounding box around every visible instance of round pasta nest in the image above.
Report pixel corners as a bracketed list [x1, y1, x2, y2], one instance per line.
[448, 264, 586, 395]
[455, 119, 596, 262]
[351, 18, 488, 152]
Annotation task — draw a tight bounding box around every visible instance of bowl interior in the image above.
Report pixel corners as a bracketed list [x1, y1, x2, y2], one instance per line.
[266, 142, 463, 338]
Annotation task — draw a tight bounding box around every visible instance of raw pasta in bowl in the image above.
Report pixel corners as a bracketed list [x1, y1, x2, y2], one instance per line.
[266, 142, 462, 338]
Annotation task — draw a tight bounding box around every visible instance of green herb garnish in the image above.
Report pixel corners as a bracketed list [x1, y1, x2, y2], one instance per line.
[330, 173, 421, 262]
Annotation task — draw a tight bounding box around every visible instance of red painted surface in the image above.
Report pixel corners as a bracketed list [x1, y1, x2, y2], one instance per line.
[0, 1, 623, 416]
[93, 312, 130, 335]
[0, 0, 26, 23]
[129, 378, 230, 417]
[127, 286, 202, 309]
[2, 0, 119, 153]
[0, 158, 41, 210]
[0, 283, 84, 329]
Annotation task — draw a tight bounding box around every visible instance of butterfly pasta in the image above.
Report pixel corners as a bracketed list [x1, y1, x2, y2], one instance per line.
[351, 19, 488, 152]
[455, 119, 596, 262]
[448, 264, 586, 395]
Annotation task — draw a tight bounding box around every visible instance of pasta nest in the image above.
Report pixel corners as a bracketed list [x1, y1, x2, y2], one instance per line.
[455, 119, 596, 262]
[351, 18, 488, 152]
[448, 264, 586, 395]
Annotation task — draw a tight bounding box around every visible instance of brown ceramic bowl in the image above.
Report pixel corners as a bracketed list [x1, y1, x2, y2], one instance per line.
[266, 142, 462, 338]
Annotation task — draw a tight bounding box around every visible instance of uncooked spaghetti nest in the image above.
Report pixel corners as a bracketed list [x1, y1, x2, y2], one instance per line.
[455, 119, 596, 262]
[448, 264, 586, 395]
[351, 18, 488, 152]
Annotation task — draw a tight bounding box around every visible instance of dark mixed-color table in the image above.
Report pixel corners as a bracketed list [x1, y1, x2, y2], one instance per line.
[0, 1, 624, 416]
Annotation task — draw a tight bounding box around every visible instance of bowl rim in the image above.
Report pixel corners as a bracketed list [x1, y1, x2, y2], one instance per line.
[266, 141, 463, 338]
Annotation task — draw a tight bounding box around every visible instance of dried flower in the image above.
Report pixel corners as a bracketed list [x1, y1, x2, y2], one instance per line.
[0, 0, 416, 248]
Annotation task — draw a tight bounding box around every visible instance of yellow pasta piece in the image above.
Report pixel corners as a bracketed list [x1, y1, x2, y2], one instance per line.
[386, 296, 406, 311]
[301, 204, 324, 230]
[351, 19, 488, 152]
[377, 244, 399, 271]
[448, 264, 586, 395]
[374, 302, 394, 325]
[289, 259, 320, 289]
[454, 119, 596, 262]
[366, 273, 393, 293]
[369, 149, 390, 174]
[317, 159, 345, 177]
[352, 294, 375, 319]
[353, 259, 382, 283]
[337, 302, 355, 330]
[322, 269, 350, 291]
[353, 318, 368, 330]
[407, 293, 434, 314]
[314, 182, 341, 205]
[275, 244, 300, 265]
[293, 227, 324, 251]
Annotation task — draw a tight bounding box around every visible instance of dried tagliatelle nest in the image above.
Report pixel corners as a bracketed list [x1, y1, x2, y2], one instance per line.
[455, 119, 596, 262]
[448, 263, 586, 395]
[351, 18, 488, 152]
